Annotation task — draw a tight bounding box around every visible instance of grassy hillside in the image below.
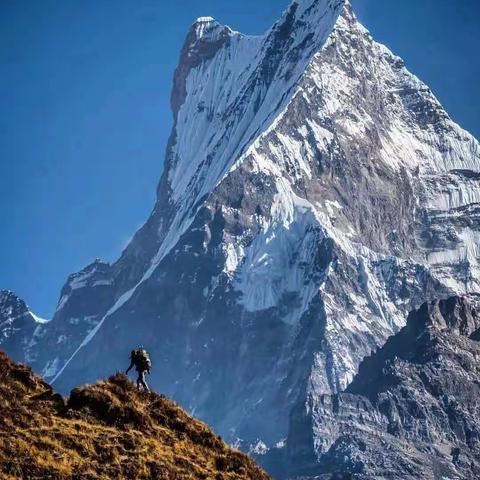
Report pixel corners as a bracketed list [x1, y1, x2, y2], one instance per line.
[0, 351, 271, 480]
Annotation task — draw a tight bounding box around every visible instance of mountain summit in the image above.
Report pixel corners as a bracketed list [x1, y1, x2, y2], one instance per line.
[2, 0, 480, 477]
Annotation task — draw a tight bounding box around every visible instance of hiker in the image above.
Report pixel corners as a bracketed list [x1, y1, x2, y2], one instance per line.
[125, 348, 151, 392]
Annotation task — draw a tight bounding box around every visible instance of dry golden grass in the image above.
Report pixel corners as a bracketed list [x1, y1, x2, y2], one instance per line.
[0, 351, 271, 480]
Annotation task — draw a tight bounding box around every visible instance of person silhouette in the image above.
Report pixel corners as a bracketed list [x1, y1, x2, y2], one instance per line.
[125, 348, 151, 392]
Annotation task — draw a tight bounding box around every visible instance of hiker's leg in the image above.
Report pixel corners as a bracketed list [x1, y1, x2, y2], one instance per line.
[136, 372, 142, 390]
[140, 370, 150, 392]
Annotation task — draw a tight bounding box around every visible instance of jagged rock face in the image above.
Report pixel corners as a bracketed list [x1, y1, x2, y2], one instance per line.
[0, 290, 47, 364]
[2, 0, 480, 477]
[285, 296, 480, 479]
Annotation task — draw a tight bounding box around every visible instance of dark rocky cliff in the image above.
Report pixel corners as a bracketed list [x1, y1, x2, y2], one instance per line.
[284, 296, 480, 479]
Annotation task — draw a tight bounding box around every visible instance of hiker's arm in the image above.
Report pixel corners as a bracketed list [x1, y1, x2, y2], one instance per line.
[125, 361, 134, 374]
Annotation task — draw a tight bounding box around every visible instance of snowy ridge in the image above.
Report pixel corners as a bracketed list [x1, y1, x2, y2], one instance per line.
[29, 312, 50, 324]
[168, 0, 346, 206]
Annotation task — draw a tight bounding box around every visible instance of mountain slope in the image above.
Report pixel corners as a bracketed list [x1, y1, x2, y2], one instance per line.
[0, 351, 270, 480]
[2, 0, 480, 477]
[284, 296, 480, 479]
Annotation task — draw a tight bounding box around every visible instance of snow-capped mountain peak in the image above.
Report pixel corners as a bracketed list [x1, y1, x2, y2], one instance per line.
[2, 1, 480, 478]
[191, 16, 232, 40]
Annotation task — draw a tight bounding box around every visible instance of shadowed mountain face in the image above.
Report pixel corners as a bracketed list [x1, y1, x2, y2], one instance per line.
[283, 296, 480, 479]
[0, 290, 48, 363]
[0, 351, 270, 480]
[2, 0, 480, 477]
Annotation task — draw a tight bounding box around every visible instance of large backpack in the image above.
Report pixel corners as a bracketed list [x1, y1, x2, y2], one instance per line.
[136, 349, 152, 371]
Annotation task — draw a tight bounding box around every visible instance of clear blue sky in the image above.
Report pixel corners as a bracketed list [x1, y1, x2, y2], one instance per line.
[1, 0, 479, 318]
